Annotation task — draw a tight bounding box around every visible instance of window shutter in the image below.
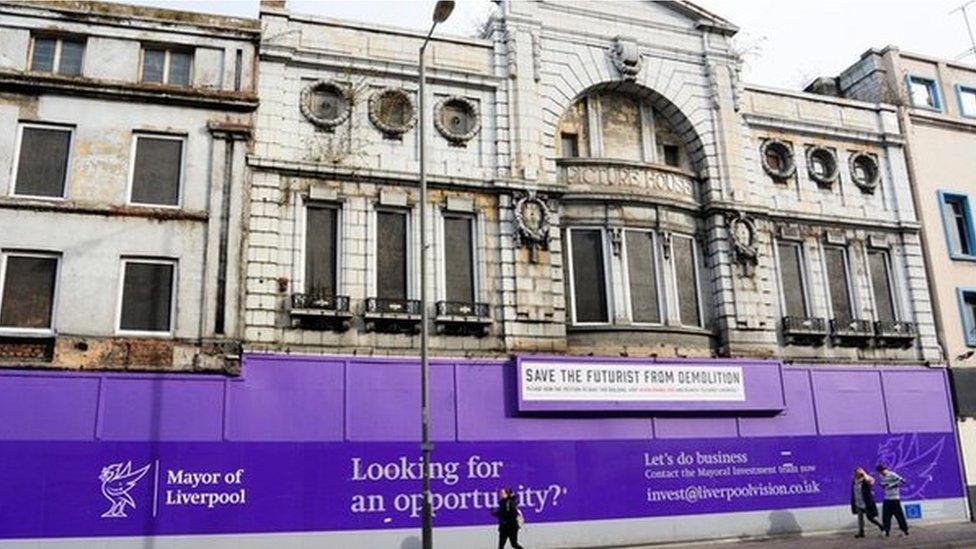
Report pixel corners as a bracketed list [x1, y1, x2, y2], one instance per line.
[674, 235, 701, 327]
[868, 250, 896, 322]
[777, 242, 807, 317]
[570, 230, 608, 323]
[376, 211, 408, 300]
[824, 247, 853, 320]
[131, 137, 182, 206]
[625, 231, 660, 323]
[444, 215, 475, 303]
[16, 127, 71, 197]
[120, 262, 174, 332]
[0, 256, 57, 329]
[305, 206, 337, 296]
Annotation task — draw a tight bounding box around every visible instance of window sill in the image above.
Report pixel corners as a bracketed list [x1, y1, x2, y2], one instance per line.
[0, 328, 54, 338]
[115, 330, 175, 339]
[0, 197, 208, 221]
[949, 253, 976, 263]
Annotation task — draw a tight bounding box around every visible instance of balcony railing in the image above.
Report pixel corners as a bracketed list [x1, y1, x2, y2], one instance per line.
[365, 297, 421, 334]
[435, 301, 491, 337]
[436, 301, 489, 318]
[874, 320, 917, 348]
[782, 316, 828, 345]
[289, 293, 351, 331]
[830, 318, 873, 347]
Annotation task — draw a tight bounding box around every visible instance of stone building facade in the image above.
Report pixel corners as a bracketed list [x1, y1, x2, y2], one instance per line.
[0, 1, 258, 371]
[244, 0, 936, 365]
[812, 44, 976, 516]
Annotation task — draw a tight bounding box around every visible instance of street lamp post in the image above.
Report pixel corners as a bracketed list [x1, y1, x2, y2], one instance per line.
[419, 3, 454, 549]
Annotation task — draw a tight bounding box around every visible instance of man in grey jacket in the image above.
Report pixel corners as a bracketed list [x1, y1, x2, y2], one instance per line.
[875, 463, 909, 537]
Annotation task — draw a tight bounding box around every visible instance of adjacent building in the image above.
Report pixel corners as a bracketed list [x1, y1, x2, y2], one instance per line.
[0, 1, 258, 372]
[0, 2, 968, 549]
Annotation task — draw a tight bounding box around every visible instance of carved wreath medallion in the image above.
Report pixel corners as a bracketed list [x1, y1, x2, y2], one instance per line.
[300, 80, 352, 131]
[434, 96, 481, 146]
[368, 88, 416, 139]
[513, 193, 551, 251]
[727, 211, 759, 275]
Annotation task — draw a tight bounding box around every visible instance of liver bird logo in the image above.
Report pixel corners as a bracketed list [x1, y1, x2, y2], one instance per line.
[99, 461, 151, 518]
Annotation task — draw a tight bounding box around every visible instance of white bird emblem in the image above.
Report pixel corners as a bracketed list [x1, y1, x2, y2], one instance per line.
[99, 461, 151, 518]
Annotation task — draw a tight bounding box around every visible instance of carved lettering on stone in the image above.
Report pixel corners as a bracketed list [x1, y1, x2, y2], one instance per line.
[563, 163, 696, 200]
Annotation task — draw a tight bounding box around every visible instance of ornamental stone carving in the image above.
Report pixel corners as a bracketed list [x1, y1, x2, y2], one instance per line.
[610, 35, 641, 81]
[559, 159, 696, 202]
[760, 139, 796, 180]
[513, 192, 552, 261]
[849, 152, 881, 194]
[806, 146, 839, 186]
[300, 80, 352, 131]
[368, 88, 416, 139]
[434, 96, 481, 146]
[727, 211, 759, 276]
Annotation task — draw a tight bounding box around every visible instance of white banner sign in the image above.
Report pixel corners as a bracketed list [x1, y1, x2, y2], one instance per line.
[519, 361, 746, 402]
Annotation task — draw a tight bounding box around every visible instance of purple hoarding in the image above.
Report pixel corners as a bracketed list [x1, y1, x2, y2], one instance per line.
[0, 355, 965, 541]
[0, 433, 962, 539]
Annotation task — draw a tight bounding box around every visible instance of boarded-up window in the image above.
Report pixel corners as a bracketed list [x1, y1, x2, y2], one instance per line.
[556, 98, 589, 157]
[570, 229, 608, 323]
[599, 93, 642, 161]
[376, 211, 408, 299]
[626, 231, 660, 323]
[15, 126, 71, 198]
[778, 242, 807, 317]
[674, 235, 701, 327]
[305, 205, 338, 296]
[131, 136, 182, 206]
[444, 215, 475, 303]
[119, 261, 174, 332]
[0, 255, 57, 329]
[824, 246, 853, 320]
[868, 249, 896, 322]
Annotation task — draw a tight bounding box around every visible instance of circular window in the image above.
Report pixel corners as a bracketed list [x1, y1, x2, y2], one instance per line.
[300, 81, 352, 130]
[434, 96, 481, 146]
[849, 152, 880, 193]
[368, 88, 416, 139]
[806, 146, 838, 185]
[760, 139, 796, 179]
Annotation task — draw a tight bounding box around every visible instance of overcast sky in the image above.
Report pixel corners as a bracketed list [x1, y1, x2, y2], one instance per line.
[120, 0, 976, 89]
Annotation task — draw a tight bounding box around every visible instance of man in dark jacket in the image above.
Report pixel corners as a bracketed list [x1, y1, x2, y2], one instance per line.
[492, 487, 524, 549]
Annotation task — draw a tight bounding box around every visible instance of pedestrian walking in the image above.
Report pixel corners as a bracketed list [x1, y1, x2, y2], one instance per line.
[875, 463, 909, 537]
[492, 487, 525, 549]
[850, 467, 882, 537]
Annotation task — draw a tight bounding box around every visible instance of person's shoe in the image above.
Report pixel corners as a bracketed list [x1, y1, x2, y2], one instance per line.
[854, 533, 865, 538]
[884, 530, 890, 537]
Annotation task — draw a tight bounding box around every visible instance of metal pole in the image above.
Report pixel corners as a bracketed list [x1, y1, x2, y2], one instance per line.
[419, 22, 434, 549]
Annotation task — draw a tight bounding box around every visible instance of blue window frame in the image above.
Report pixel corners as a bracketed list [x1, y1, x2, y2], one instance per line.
[906, 75, 942, 111]
[939, 191, 976, 260]
[956, 84, 976, 118]
[957, 288, 976, 347]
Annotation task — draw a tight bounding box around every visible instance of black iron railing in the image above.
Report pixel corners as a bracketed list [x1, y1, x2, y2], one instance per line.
[290, 293, 350, 312]
[435, 301, 489, 318]
[366, 297, 422, 315]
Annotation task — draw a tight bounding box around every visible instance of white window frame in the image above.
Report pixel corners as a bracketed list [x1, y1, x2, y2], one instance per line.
[10, 122, 74, 200]
[371, 206, 413, 300]
[774, 240, 811, 318]
[865, 247, 901, 322]
[669, 233, 704, 328]
[116, 257, 178, 337]
[298, 199, 343, 296]
[621, 228, 663, 326]
[0, 250, 60, 336]
[566, 226, 614, 326]
[28, 35, 85, 75]
[438, 210, 480, 303]
[139, 46, 194, 86]
[821, 244, 856, 319]
[126, 132, 186, 209]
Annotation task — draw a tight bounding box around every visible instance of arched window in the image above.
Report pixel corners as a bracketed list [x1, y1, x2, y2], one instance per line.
[556, 90, 690, 170]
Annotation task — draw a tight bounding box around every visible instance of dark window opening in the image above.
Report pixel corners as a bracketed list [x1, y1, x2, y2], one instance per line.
[674, 235, 701, 327]
[15, 126, 71, 198]
[376, 211, 408, 300]
[560, 132, 580, 158]
[131, 136, 182, 206]
[168, 51, 192, 86]
[119, 261, 174, 332]
[0, 255, 57, 329]
[142, 48, 166, 83]
[778, 242, 807, 317]
[868, 250, 896, 322]
[141, 47, 191, 86]
[824, 246, 853, 320]
[963, 291, 976, 344]
[570, 229, 608, 323]
[444, 215, 475, 303]
[626, 231, 660, 323]
[305, 206, 338, 297]
[663, 144, 681, 168]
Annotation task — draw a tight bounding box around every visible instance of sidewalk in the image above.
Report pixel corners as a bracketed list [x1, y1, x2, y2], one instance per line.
[634, 521, 976, 549]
